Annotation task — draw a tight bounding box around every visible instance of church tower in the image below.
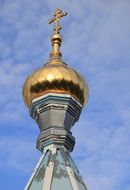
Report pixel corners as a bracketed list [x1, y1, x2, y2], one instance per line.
[23, 9, 89, 190]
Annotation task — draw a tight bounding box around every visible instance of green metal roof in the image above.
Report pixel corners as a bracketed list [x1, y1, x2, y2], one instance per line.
[24, 146, 88, 190]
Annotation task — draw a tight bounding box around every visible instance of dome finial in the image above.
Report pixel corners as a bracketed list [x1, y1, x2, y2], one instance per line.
[48, 8, 67, 60]
[49, 8, 67, 34]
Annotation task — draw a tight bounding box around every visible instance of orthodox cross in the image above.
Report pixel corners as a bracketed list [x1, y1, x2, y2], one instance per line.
[49, 8, 67, 34]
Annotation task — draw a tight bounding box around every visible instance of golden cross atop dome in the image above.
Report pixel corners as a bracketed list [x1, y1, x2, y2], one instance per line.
[49, 8, 67, 34]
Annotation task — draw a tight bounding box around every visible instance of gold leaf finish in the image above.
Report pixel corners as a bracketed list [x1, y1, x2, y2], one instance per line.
[23, 61, 88, 108]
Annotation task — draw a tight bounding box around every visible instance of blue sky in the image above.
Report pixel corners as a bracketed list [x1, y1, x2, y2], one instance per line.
[0, 0, 130, 190]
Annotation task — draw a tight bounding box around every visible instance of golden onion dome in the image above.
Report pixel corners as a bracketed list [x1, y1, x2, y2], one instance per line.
[23, 9, 88, 108]
[23, 60, 88, 108]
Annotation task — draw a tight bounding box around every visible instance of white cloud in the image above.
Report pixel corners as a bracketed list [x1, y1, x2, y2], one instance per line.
[0, 136, 40, 173]
[72, 115, 130, 190]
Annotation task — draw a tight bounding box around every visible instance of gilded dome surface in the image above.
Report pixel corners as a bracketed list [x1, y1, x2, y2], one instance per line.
[23, 60, 88, 108]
